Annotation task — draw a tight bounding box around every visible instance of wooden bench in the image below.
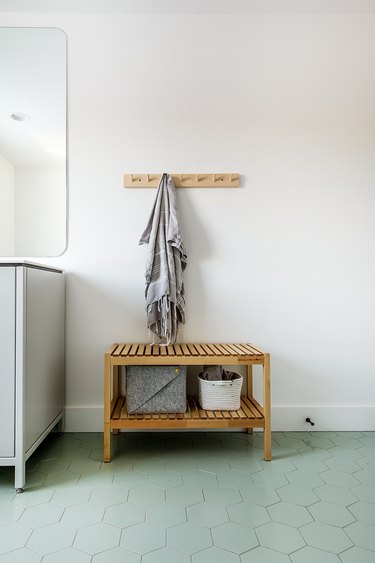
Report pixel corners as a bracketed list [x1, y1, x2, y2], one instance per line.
[104, 343, 271, 461]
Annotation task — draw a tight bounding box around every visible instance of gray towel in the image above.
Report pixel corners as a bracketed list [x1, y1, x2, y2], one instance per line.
[139, 173, 187, 344]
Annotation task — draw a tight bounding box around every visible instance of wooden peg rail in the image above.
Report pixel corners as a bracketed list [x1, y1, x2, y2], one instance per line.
[104, 342, 271, 462]
[123, 173, 240, 188]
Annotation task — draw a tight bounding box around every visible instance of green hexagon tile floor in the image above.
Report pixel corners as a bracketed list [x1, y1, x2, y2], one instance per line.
[0, 431, 374, 562]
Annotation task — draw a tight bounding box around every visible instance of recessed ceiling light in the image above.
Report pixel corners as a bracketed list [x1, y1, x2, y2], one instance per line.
[10, 112, 30, 122]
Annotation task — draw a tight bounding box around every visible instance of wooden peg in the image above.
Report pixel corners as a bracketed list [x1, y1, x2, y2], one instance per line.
[130, 174, 134, 182]
[196, 174, 199, 183]
[147, 174, 150, 182]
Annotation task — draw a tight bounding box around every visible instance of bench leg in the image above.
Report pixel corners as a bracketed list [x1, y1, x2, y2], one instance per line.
[112, 365, 119, 435]
[104, 354, 111, 462]
[263, 353, 272, 460]
[246, 365, 253, 434]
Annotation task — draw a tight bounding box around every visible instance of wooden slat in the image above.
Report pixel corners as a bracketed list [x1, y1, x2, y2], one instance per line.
[213, 410, 224, 419]
[112, 344, 126, 357]
[174, 344, 183, 356]
[246, 343, 265, 355]
[137, 344, 145, 356]
[160, 346, 167, 356]
[108, 343, 120, 356]
[229, 409, 240, 419]
[129, 344, 138, 356]
[194, 344, 207, 356]
[226, 343, 247, 356]
[242, 396, 263, 419]
[181, 344, 191, 356]
[145, 345, 152, 356]
[222, 410, 232, 419]
[120, 344, 132, 357]
[222, 344, 237, 356]
[240, 399, 255, 419]
[187, 344, 199, 356]
[237, 344, 255, 356]
[152, 345, 160, 356]
[206, 409, 216, 420]
[201, 344, 215, 356]
[112, 397, 125, 420]
[167, 345, 175, 356]
[190, 398, 200, 419]
[215, 344, 231, 356]
[249, 396, 265, 417]
[237, 407, 247, 419]
[206, 343, 223, 356]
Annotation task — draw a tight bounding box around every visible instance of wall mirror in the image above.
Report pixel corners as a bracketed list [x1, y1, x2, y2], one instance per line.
[0, 27, 67, 257]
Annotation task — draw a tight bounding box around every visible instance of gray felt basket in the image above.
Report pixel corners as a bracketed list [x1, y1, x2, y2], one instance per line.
[126, 365, 187, 414]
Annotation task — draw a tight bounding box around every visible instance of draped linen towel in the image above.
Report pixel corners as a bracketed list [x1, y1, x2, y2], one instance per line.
[139, 173, 187, 344]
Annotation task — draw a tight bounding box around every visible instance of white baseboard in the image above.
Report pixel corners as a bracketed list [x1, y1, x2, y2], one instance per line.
[64, 405, 375, 433]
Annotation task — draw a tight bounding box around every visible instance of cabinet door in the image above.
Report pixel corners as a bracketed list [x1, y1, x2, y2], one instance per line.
[24, 267, 64, 452]
[0, 268, 16, 457]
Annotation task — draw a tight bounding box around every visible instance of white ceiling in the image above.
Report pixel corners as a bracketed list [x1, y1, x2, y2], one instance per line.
[0, 27, 66, 166]
[0, 0, 375, 14]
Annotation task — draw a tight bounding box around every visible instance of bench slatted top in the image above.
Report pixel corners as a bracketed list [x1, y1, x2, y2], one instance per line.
[107, 343, 265, 365]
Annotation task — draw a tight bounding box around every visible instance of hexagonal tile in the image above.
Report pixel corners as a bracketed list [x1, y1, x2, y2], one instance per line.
[193, 546, 241, 562]
[52, 486, 91, 507]
[147, 502, 186, 528]
[182, 470, 218, 488]
[43, 470, 80, 488]
[212, 521, 258, 554]
[290, 546, 342, 563]
[314, 485, 358, 506]
[300, 522, 353, 553]
[113, 470, 148, 488]
[276, 437, 308, 450]
[345, 521, 375, 551]
[240, 485, 280, 507]
[285, 470, 324, 489]
[0, 499, 26, 527]
[229, 458, 263, 474]
[268, 502, 312, 527]
[197, 457, 231, 473]
[187, 502, 228, 527]
[339, 546, 375, 563]
[216, 470, 252, 489]
[27, 523, 76, 555]
[92, 546, 140, 563]
[308, 501, 355, 527]
[166, 485, 203, 506]
[68, 458, 102, 475]
[12, 488, 54, 508]
[227, 502, 270, 528]
[261, 459, 296, 474]
[165, 456, 197, 472]
[77, 472, 114, 488]
[143, 547, 190, 563]
[256, 522, 304, 554]
[121, 522, 165, 554]
[148, 469, 182, 489]
[0, 548, 42, 563]
[241, 546, 291, 563]
[331, 437, 361, 449]
[104, 502, 145, 528]
[323, 457, 361, 473]
[351, 483, 375, 503]
[305, 437, 335, 449]
[89, 485, 128, 506]
[0, 523, 32, 555]
[74, 523, 120, 555]
[167, 522, 212, 554]
[19, 502, 64, 528]
[61, 502, 105, 528]
[42, 547, 92, 563]
[320, 470, 359, 488]
[37, 458, 70, 474]
[353, 468, 375, 485]
[204, 485, 242, 506]
[128, 484, 165, 506]
[251, 471, 288, 488]
[349, 501, 375, 525]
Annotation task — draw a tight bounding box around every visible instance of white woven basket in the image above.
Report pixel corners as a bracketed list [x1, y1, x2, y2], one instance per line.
[198, 374, 243, 411]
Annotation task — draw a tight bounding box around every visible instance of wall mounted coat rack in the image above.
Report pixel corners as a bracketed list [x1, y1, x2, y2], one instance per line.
[123, 173, 240, 188]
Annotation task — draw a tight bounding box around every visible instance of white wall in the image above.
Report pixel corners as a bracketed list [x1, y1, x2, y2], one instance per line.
[14, 164, 66, 256]
[0, 154, 15, 255]
[2, 6, 375, 430]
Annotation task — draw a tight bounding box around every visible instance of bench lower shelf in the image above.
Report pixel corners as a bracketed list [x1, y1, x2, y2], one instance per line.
[110, 396, 265, 429]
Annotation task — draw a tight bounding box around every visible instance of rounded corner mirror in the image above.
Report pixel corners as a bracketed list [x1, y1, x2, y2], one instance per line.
[0, 27, 67, 257]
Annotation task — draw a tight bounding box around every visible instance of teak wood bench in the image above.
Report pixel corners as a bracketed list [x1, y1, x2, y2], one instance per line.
[104, 343, 271, 461]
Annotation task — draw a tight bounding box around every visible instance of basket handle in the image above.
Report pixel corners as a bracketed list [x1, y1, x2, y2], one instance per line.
[208, 381, 234, 386]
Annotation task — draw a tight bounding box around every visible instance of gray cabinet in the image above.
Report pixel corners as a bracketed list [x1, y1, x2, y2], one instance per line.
[0, 262, 64, 491]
